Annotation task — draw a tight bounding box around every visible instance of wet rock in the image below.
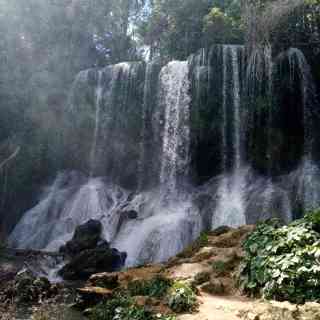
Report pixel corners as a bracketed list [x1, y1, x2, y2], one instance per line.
[193, 194, 215, 231]
[59, 246, 127, 281]
[210, 226, 233, 237]
[0, 265, 19, 286]
[59, 220, 103, 257]
[58, 220, 127, 281]
[117, 210, 138, 232]
[74, 287, 113, 309]
[88, 273, 119, 289]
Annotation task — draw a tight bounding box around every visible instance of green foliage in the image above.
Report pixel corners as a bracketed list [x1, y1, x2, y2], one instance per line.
[167, 282, 198, 313]
[239, 214, 320, 303]
[90, 294, 133, 320]
[138, 0, 243, 60]
[203, 7, 243, 44]
[127, 276, 172, 298]
[90, 294, 175, 320]
[305, 209, 320, 233]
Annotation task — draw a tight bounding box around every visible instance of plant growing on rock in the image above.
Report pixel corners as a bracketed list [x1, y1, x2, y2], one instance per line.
[127, 276, 172, 298]
[90, 294, 175, 320]
[167, 282, 198, 313]
[239, 214, 320, 303]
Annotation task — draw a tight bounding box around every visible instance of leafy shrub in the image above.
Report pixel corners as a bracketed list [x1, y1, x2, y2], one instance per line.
[90, 294, 175, 320]
[239, 215, 320, 303]
[167, 282, 197, 313]
[127, 276, 172, 298]
[90, 294, 133, 320]
[177, 232, 209, 258]
[305, 209, 320, 233]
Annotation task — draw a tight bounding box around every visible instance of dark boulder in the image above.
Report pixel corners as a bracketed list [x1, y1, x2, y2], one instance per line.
[117, 210, 138, 232]
[60, 219, 103, 257]
[58, 219, 127, 280]
[58, 244, 127, 281]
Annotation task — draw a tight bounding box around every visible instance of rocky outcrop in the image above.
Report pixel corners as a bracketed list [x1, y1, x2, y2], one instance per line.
[116, 210, 138, 233]
[58, 220, 127, 280]
[59, 219, 103, 257]
[59, 244, 126, 280]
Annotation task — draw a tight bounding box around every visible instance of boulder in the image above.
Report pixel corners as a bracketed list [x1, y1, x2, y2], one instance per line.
[60, 220, 103, 257]
[88, 273, 119, 289]
[74, 287, 113, 309]
[59, 245, 127, 280]
[117, 210, 138, 232]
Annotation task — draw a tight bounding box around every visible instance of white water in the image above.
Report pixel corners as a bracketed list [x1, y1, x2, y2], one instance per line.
[159, 61, 191, 195]
[231, 46, 242, 170]
[113, 199, 201, 267]
[9, 60, 202, 267]
[213, 45, 246, 228]
[286, 48, 318, 210]
[287, 48, 316, 155]
[9, 173, 129, 251]
[9, 46, 320, 271]
[90, 70, 104, 176]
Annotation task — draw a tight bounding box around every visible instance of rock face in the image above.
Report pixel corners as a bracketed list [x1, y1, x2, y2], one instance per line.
[60, 219, 103, 257]
[58, 220, 127, 280]
[116, 210, 138, 233]
[59, 245, 127, 280]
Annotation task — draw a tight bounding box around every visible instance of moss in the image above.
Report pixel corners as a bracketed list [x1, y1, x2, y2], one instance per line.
[177, 232, 209, 259]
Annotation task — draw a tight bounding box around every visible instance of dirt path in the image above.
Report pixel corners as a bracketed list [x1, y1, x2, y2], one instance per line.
[178, 293, 255, 320]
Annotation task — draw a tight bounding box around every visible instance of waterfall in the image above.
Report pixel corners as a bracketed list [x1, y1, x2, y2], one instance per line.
[9, 44, 320, 269]
[212, 45, 247, 228]
[221, 46, 228, 173]
[90, 70, 104, 176]
[287, 48, 316, 156]
[231, 46, 242, 170]
[285, 48, 318, 212]
[9, 59, 201, 267]
[159, 61, 191, 195]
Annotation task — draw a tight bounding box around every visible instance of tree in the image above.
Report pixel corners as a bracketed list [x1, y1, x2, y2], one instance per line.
[137, 0, 244, 60]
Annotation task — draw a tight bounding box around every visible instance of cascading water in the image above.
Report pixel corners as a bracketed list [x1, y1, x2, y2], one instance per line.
[90, 70, 104, 176]
[159, 61, 191, 195]
[9, 44, 320, 270]
[212, 45, 247, 228]
[287, 48, 316, 155]
[9, 59, 201, 268]
[285, 48, 319, 212]
[113, 61, 199, 266]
